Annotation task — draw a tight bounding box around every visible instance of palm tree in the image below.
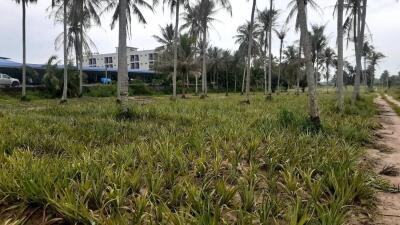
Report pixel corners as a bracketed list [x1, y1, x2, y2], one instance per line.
[235, 22, 260, 97]
[199, 0, 232, 98]
[244, 0, 257, 103]
[296, 0, 320, 126]
[310, 24, 327, 86]
[367, 50, 385, 89]
[51, 0, 69, 103]
[286, 0, 321, 95]
[52, 0, 101, 97]
[337, 0, 344, 112]
[344, 0, 368, 102]
[258, 7, 278, 98]
[275, 27, 287, 93]
[161, 0, 189, 100]
[153, 23, 175, 51]
[322, 47, 335, 93]
[362, 41, 372, 86]
[181, 3, 202, 95]
[14, 0, 37, 100]
[105, 0, 154, 114]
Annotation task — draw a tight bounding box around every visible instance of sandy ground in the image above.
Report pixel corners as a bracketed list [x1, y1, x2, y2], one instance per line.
[368, 96, 400, 224]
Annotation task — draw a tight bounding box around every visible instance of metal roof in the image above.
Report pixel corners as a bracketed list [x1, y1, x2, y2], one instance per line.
[0, 58, 155, 74]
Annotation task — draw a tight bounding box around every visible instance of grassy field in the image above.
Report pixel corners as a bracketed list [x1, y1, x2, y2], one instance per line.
[0, 92, 379, 224]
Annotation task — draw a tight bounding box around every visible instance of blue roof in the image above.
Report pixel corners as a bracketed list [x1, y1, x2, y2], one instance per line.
[0, 58, 155, 75]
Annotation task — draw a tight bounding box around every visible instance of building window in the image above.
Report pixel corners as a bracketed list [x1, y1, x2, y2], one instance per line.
[105, 57, 113, 64]
[89, 58, 96, 67]
[130, 63, 140, 69]
[130, 55, 139, 62]
[149, 53, 154, 61]
[106, 65, 113, 69]
[149, 61, 154, 70]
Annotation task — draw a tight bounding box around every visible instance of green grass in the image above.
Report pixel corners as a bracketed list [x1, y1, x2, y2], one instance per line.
[0, 92, 379, 224]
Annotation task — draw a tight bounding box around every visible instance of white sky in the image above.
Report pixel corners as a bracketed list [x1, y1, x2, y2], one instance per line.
[0, 0, 399, 76]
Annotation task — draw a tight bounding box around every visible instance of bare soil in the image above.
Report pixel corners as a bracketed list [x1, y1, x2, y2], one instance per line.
[367, 96, 400, 224]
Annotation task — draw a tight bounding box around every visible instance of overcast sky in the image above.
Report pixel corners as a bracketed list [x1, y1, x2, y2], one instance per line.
[1, 0, 399, 76]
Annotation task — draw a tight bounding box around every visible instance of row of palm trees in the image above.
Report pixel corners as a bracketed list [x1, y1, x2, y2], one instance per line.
[14, 0, 378, 123]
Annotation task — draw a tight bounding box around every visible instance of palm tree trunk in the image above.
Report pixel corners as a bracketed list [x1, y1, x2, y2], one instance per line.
[234, 71, 237, 93]
[172, 2, 179, 99]
[245, 0, 256, 102]
[201, 25, 207, 97]
[241, 63, 246, 95]
[278, 39, 283, 94]
[326, 62, 329, 93]
[352, 0, 367, 103]
[79, 26, 83, 96]
[22, 1, 27, 99]
[61, 0, 68, 102]
[267, 0, 273, 100]
[195, 74, 198, 95]
[118, 0, 129, 112]
[225, 67, 228, 96]
[296, 41, 302, 95]
[297, 0, 320, 125]
[263, 38, 267, 96]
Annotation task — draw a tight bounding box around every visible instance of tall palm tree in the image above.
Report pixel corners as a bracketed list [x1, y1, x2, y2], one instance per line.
[244, 0, 257, 103]
[367, 50, 385, 89]
[275, 27, 287, 93]
[235, 22, 260, 97]
[322, 47, 335, 93]
[153, 23, 175, 51]
[199, 0, 231, 97]
[310, 24, 327, 86]
[337, 0, 345, 112]
[258, 7, 278, 99]
[286, 0, 321, 95]
[105, 0, 154, 113]
[181, 3, 202, 94]
[296, 0, 320, 126]
[52, 0, 101, 97]
[161, 0, 189, 99]
[344, 0, 368, 102]
[51, 0, 69, 103]
[362, 41, 372, 86]
[14, 0, 37, 100]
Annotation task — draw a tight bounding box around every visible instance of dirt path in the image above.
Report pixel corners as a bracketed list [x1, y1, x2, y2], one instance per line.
[367, 96, 400, 224]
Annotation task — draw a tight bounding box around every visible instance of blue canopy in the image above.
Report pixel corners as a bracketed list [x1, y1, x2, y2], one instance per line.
[0, 58, 155, 75]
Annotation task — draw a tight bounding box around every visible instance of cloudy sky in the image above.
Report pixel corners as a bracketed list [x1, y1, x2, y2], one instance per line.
[1, 0, 399, 76]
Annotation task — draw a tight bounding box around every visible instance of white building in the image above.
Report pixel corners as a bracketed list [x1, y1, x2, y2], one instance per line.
[83, 47, 158, 71]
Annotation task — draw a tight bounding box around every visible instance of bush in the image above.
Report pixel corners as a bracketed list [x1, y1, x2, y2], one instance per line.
[84, 85, 116, 97]
[42, 56, 82, 98]
[129, 80, 153, 95]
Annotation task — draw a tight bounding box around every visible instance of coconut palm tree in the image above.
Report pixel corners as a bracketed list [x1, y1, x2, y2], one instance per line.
[322, 47, 335, 93]
[51, 0, 69, 103]
[337, 0, 345, 112]
[367, 50, 385, 89]
[344, 0, 368, 102]
[199, 0, 232, 98]
[181, 3, 202, 94]
[296, 0, 320, 126]
[310, 24, 328, 86]
[362, 41, 372, 86]
[275, 27, 287, 93]
[286, 0, 321, 95]
[153, 23, 175, 51]
[105, 0, 154, 114]
[52, 0, 102, 97]
[161, 0, 189, 99]
[244, 0, 257, 103]
[258, 7, 278, 98]
[235, 22, 261, 96]
[14, 0, 37, 100]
